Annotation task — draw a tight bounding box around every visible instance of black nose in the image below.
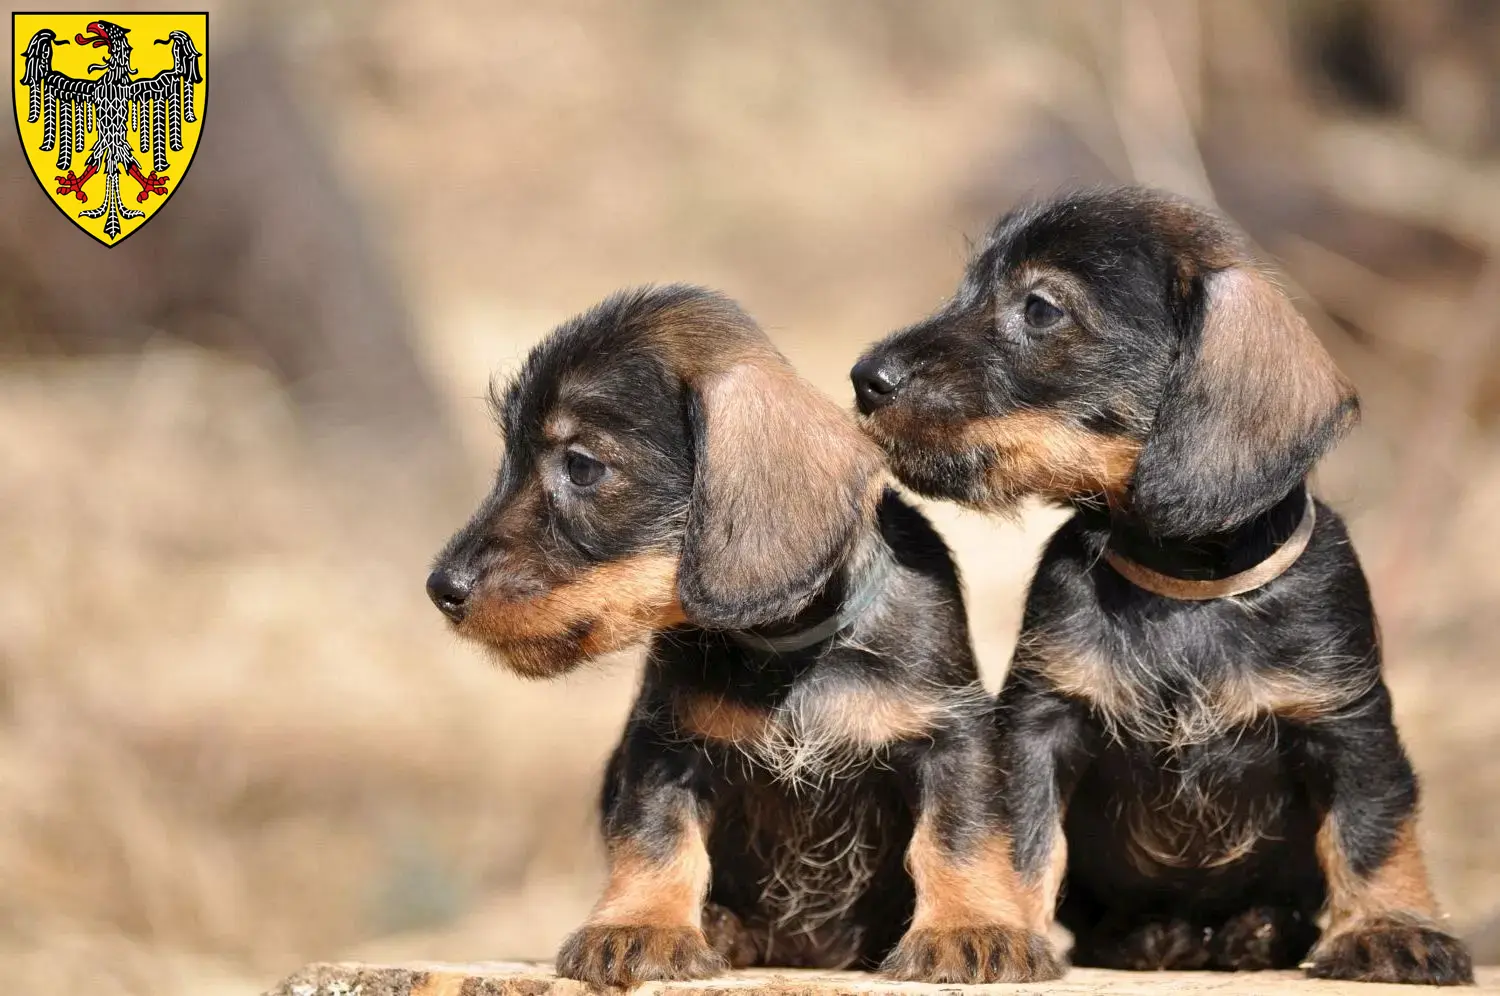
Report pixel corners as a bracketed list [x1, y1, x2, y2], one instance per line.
[851, 355, 907, 413]
[426, 568, 473, 623]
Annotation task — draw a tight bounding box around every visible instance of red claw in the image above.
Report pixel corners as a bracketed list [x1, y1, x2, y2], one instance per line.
[127, 164, 169, 201]
[55, 170, 90, 202]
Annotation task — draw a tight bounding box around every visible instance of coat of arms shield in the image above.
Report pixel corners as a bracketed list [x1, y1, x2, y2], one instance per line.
[13, 12, 207, 246]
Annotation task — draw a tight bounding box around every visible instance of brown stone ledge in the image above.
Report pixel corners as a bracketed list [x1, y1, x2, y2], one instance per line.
[267, 962, 1500, 996]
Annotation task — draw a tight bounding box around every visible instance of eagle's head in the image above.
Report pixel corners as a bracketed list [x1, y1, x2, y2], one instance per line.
[76, 20, 129, 50]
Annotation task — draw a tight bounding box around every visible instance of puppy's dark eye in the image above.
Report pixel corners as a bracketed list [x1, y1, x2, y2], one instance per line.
[565, 449, 607, 488]
[1023, 293, 1065, 329]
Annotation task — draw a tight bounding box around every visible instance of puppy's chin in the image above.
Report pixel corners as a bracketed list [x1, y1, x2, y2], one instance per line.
[860, 407, 1139, 514]
[896, 447, 1007, 510]
[901, 439, 1116, 515]
[473, 629, 594, 680]
[857, 411, 1013, 512]
[459, 613, 668, 680]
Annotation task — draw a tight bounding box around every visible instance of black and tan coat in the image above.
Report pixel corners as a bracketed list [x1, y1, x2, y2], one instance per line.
[428, 287, 1055, 986]
[852, 187, 1473, 985]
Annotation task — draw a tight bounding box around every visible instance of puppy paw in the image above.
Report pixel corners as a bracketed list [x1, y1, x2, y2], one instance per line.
[700, 902, 763, 968]
[556, 923, 728, 987]
[1306, 917, 1474, 986]
[1072, 917, 1210, 970]
[1210, 906, 1318, 971]
[880, 925, 1063, 984]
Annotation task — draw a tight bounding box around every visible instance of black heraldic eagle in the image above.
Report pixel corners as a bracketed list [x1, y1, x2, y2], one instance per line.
[20, 20, 202, 239]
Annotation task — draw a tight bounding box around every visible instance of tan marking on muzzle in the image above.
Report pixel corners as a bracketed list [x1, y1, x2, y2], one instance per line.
[961, 410, 1141, 505]
[461, 552, 684, 674]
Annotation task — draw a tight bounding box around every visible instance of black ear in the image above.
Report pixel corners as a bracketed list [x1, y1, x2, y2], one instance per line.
[677, 356, 886, 630]
[1130, 265, 1358, 538]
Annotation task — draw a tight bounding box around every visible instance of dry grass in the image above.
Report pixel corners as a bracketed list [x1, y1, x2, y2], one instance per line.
[2, 2, 1498, 992]
[0, 347, 1052, 994]
[0, 352, 631, 991]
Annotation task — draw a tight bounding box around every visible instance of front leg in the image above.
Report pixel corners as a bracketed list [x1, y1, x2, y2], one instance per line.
[1300, 687, 1473, 985]
[556, 715, 727, 987]
[881, 678, 1080, 984]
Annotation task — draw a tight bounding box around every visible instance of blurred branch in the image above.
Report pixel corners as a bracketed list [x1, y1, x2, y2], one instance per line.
[1279, 236, 1465, 363]
[1111, 0, 1215, 203]
[1375, 261, 1500, 634]
[1313, 122, 1500, 250]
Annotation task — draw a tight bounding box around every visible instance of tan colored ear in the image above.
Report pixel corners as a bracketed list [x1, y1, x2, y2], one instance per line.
[1130, 265, 1358, 538]
[678, 352, 887, 629]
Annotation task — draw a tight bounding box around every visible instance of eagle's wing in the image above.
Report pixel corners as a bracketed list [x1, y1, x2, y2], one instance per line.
[125, 30, 203, 173]
[19, 29, 96, 170]
[20, 30, 93, 102]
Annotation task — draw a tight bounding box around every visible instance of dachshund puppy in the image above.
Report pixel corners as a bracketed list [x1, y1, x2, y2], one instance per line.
[851, 188, 1474, 985]
[427, 286, 1060, 986]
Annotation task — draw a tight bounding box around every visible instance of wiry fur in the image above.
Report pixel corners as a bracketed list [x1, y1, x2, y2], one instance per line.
[676, 657, 993, 791]
[851, 187, 1472, 985]
[428, 286, 1047, 986]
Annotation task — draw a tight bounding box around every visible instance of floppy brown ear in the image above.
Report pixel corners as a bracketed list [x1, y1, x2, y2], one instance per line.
[678, 354, 887, 630]
[1129, 265, 1358, 538]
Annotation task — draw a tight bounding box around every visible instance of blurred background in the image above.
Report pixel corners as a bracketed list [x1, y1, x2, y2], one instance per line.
[3, 1, 1499, 992]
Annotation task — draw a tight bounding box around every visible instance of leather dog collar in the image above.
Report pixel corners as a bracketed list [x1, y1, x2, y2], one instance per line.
[1103, 493, 1317, 600]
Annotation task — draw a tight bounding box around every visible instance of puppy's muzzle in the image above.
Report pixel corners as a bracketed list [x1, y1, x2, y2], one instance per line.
[851, 353, 909, 413]
[426, 567, 475, 623]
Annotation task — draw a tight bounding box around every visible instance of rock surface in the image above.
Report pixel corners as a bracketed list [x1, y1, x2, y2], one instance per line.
[268, 962, 1500, 996]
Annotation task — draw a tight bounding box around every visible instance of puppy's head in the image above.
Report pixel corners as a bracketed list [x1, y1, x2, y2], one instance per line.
[852, 187, 1358, 537]
[428, 286, 885, 678]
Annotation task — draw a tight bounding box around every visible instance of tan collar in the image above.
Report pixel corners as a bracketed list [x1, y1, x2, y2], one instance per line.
[1103, 494, 1317, 600]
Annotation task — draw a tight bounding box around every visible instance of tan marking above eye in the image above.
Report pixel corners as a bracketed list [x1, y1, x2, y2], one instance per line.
[542, 412, 578, 445]
[1010, 265, 1092, 308]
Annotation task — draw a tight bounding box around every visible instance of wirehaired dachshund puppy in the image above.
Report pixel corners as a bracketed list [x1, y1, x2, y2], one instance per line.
[851, 188, 1474, 985]
[426, 286, 1060, 986]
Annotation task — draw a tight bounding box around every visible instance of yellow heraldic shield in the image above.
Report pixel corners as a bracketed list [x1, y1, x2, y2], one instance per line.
[13, 13, 207, 246]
